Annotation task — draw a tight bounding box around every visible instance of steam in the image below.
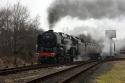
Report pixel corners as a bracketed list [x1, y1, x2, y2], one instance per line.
[48, 0, 125, 29]
[66, 39, 72, 51]
[54, 16, 125, 39]
[47, 0, 125, 55]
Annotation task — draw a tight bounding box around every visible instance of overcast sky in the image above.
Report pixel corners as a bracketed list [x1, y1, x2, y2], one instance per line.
[0, 0, 55, 30]
[1, 0, 125, 39]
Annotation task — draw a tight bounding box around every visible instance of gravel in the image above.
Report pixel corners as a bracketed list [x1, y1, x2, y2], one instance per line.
[0, 65, 75, 83]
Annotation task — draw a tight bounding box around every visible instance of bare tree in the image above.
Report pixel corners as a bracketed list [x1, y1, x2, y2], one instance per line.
[0, 8, 13, 55]
[0, 3, 42, 64]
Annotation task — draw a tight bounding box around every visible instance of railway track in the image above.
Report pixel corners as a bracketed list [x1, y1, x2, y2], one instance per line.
[0, 57, 125, 83]
[25, 57, 125, 83]
[1, 56, 124, 76]
[25, 61, 96, 83]
[60, 58, 125, 83]
[0, 61, 92, 83]
[0, 61, 86, 75]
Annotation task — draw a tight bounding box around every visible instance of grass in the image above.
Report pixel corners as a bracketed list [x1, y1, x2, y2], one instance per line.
[96, 61, 125, 83]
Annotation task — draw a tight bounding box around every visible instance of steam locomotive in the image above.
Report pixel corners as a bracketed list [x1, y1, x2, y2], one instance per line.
[37, 30, 101, 63]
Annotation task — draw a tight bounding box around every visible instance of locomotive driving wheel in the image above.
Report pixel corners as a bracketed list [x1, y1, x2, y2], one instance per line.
[65, 54, 71, 63]
[56, 56, 65, 63]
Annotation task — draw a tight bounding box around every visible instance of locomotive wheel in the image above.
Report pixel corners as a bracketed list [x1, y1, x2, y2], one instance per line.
[37, 57, 43, 64]
[70, 56, 73, 62]
[71, 48, 76, 57]
[65, 55, 70, 63]
[56, 56, 65, 64]
[65, 55, 73, 63]
[97, 55, 102, 61]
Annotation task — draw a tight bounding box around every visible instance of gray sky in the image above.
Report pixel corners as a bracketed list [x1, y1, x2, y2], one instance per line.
[0, 0, 125, 39]
[0, 0, 55, 30]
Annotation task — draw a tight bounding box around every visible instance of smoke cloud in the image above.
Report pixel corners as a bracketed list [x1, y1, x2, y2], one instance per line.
[48, 0, 125, 28]
[48, 0, 125, 55]
[53, 15, 125, 55]
[54, 16, 125, 39]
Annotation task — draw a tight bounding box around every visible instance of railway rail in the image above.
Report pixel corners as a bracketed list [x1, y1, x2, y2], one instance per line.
[60, 58, 125, 83]
[26, 61, 96, 83]
[0, 61, 85, 75]
[26, 57, 125, 83]
[0, 57, 125, 83]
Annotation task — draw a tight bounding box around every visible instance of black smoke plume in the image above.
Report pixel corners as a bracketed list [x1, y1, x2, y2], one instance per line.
[48, 0, 125, 29]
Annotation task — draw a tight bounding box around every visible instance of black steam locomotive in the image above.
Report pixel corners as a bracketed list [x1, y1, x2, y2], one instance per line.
[37, 30, 101, 63]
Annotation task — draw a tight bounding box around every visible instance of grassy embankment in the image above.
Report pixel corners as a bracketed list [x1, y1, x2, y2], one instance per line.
[96, 61, 125, 83]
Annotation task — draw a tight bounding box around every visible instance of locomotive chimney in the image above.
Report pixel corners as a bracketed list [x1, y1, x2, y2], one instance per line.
[48, 30, 53, 32]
